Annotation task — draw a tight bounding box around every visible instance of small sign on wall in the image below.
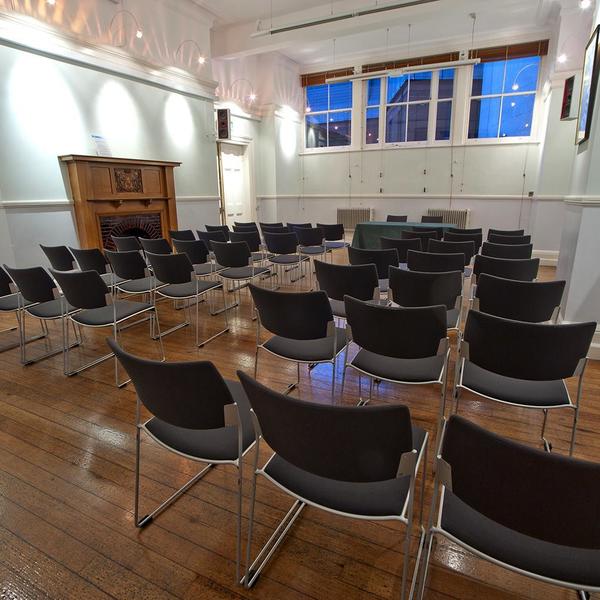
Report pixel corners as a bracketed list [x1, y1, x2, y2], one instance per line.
[91, 134, 112, 156]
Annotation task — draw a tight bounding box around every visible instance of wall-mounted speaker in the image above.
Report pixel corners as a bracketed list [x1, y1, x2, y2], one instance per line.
[561, 75, 580, 121]
[217, 108, 231, 140]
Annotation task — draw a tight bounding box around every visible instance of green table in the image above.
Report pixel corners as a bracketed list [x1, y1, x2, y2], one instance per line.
[351, 222, 452, 249]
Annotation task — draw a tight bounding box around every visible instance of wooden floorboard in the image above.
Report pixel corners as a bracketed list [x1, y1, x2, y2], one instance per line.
[0, 257, 597, 599]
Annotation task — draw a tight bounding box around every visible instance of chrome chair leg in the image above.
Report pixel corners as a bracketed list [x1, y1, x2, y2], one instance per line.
[283, 362, 300, 395]
[541, 408, 552, 452]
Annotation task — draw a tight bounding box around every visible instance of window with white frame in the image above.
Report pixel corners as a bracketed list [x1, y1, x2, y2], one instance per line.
[305, 81, 352, 148]
[468, 56, 540, 139]
[364, 69, 455, 145]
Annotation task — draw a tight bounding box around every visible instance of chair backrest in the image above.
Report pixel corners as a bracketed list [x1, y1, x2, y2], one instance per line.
[386, 215, 408, 222]
[389, 267, 462, 310]
[401, 229, 440, 244]
[238, 371, 413, 482]
[422, 215, 444, 223]
[50, 269, 109, 309]
[463, 309, 595, 380]
[348, 246, 399, 279]
[481, 241, 533, 260]
[428, 239, 475, 266]
[108, 339, 236, 430]
[446, 227, 482, 235]
[69, 247, 109, 274]
[146, 252, 193, 285]
[112, 235, 142, 252]
[261, 225, 290, 234]
[407, 250, 465, 273]
[211, 240, 251, 268]
[314, 260, 378, 302]
[234, 221, 258, 230]
[229, 231, 261, 253]
[259, 222, 283, 228]
[263, 232, 298, 255]
[443, 231, 483, 251]
[169, 229, 196, 241]
[296, 227, 324, 247]
[488, 233, 531, 245]
[474, 274, 565, 323]
[205, 224, 230, 240]
[4, 265, 57, 303]
[172, 239, 210, 265]
[0, 266, 12, 297]
[139, 237, 172, 255]
[488, 228, 525, 238]
[473, 255, 539, 282]
[249, 285, 333, 340]
[105, 249, 148, 281]
[40, 244, 76, 271]
[197, 230, 228, 246]
[233, 224, 259, 233]
[380, 237, 421, 261]
[441, 415, 600, 549]
[287, 222, 312, 230]
[345, 296, 447, 359]
[316, 223, 345, 241]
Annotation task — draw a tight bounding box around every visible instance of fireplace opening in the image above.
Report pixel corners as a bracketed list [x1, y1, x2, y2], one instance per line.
[100, 213, 162, 250]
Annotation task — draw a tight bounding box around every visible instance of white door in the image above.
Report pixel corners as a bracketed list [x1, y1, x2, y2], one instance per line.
[220, 143, 251, 227]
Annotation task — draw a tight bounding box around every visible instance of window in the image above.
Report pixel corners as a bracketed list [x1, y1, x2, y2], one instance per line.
[305, 82, 352, 148]
[468, 56, 540, 139]
[365, 69, 455, 145]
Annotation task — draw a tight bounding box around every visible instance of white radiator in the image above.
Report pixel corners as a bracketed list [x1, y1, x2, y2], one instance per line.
[337, 208, 373, 230]
[427, 208, 471, 229]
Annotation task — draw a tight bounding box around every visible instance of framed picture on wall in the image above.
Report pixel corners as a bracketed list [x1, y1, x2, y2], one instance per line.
[576, 25, 600, 144]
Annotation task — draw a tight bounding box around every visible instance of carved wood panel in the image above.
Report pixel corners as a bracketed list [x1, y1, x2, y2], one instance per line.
[114, 168, 143, 193]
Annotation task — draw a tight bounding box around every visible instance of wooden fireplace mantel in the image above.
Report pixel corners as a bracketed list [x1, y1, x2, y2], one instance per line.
[59, 154, 181, 249]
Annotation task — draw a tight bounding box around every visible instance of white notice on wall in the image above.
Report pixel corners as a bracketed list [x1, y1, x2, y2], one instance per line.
[91, 134, 112, 157]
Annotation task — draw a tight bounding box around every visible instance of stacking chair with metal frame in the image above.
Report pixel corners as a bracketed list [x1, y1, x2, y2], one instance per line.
[481, 241, 533, 259]
[233, 224, 259, 233]
[287, 222, 312, 231]
[259, 222, 283, 230]
[472, 274, 565, 323]
[380, 237, 421, 266]
[417, 415, 600, 600]
[421, 215, 443, 223]
[263, 232, 309, 286]
[169, 229, 196, 241]
[296, 227, 327, 287]
[488, 233, 531, 245]
[238, 370, 428, 600]
[108, 339, 255, 583]
[428, 239, 476, 267]
[443, 231, 483, 252]
[105, 249, 163, 301]
[112, 235, 142, 252]
[387, 215, 408, 222]
[453, 309, 595, 454]
[472, 255, 539, 286]
[197, 229, 228, 248]
[389, 267, 463, 331]
[234, 221, 258, 230]
[146, 252, 228, 347]
[70, 247, 125, 288]
[205, 224, 231, 239]
[229, 230, 269, 264]
[51, 268, 163, 387]
[249, 285, 345, 397]
[348, 246, 399, 295]
[260, 225, 289, 235]
[407, 250, 465, 274]
[40, 244, 77, 272]
[139, 237, 172, 256]
[401, 229, 440, 246]
[488, 228, 525, 237]
[316, 222, 349, 257]
[446, 227, 482, 235]
[172, 239, 225, 277]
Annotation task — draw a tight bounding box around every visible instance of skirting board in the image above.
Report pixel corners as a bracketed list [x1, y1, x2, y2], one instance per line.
[590, 329, 600, 361]
[533, 250, 558, 267]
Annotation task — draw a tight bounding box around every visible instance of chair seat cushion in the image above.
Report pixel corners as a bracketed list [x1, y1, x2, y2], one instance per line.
[26, 298, 77, 319]
[72, 300, 152, 326]
[144, 380, 255, 461]
[447, 307, 460, 329]
[300, 246, 326, 255]
[263, 424, 426, 517]
[269, 255, 309, 265]
[0, 294, 34, 312]
[220, 266, 270, 280]
[325, 241, 349, 250]
[351, 350, 445, 383]
[193, 263, 225, 276]
[251, 252, 273, 262]
[118, 277, 158, 294]
[158, 280, 221, 299]
[100, 273, 126, 286]
[263, 327, 346, 362]
[461, 361, 570, 407]
[441, 491, 600, 588]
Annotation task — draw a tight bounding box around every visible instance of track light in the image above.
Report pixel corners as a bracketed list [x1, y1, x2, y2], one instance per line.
[109, 10, 144, 44]
[175, 40, 207, 68]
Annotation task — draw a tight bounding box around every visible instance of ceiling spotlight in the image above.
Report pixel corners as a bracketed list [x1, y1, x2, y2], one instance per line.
[580, 0, 592, 9]
[511, 101, 516, 107]
[557, 53, 567, 64]
[198, 56, 206, 65]
[109, 10, 144, 45]
[47, 0, 56, 5]
[512, 83, 520, 91]
[305, 106, 311, 113]
[249, 93, 257, 102]
[135, 29, 143, 39]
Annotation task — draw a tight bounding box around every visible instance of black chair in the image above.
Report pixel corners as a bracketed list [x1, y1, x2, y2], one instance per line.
[112, 235, 142, 252]
[401, 229, 441, 245]
[146, 252, 228, 347]
[390, 267, 463, 331]
[238, 370, 427, 600]
[287, 222, 312, 230]
[229, 230, 269, 264]
[473, 274, 565, 323]
[446, 227, 482, 235]
[296, 227, 327, 286]
[197, 230, 228, 248]
[481, 241, 533, 259]
[386, 215, 408, 222]
[259, 221, 283, 229]
[443, 231, 483, 252]
[316, 223, 349, 253]
[70, 247, 125, 287]
[407, 250, 465, 274]
[173, 239, 225, 277]
[453, 309, 595, 454]
[473, 255, 539, 284]
[348, 246, 399, 294]
[260, 225, 290, 234]
[380, 237, 422, 264]
[108, 339, 255, 583]
[139, 237, 172, 255]
[314, 260, 380, 319]
[205, 224, 231, 240]
[422, 215, 444, 223]
[234, 221, 258, 230]
[50, 269, 163, 386]
[249, 285, 345, 397]
[105, 249, 165, 298]
[263, 232, 309, 286]
[40, 244, 77, 272]
[417, 415, 600, 600]
[233, 224, 259, 233]
[488, 233, 531, 245]
[428, 239, 476, 267]
[3, 265, 79, 365]
[488, 228, 525, 237]
[169, 229, 196, 241]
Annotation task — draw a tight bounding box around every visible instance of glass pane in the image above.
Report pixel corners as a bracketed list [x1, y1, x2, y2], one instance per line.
[500, 94, 535, 137]
[306, 85, 327, 112]
[387, 75, 409, 104]
[386, 104, 407, 143]
[407, 102, 429, 141]
[366, 107, 379, 144]
[306, 113, 327, 148]
[408, 72, 432, 102]
[468, 97, 501, 138]
[438, 69, 455, 99]
[329, 81, 352, 110]
[367, 78, 381, 106]
[328, 110, 352, 146]
[504, 56, 540, 93]
[472, 61, 505, 96]
[436, 100, 452, 140]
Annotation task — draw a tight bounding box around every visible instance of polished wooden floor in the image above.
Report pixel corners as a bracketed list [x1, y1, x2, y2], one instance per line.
[0, 256, 598, 600]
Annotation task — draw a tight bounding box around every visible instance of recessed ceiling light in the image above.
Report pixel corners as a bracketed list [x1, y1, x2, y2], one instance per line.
[557, 53, 568, 64]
